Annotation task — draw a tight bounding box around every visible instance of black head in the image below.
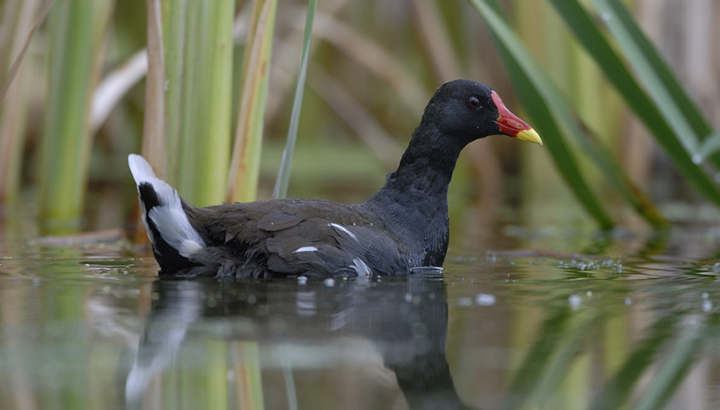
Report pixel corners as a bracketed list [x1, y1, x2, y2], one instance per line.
[421, 79, 541, 146]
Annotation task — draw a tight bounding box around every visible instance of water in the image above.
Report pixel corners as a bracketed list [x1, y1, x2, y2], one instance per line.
[1, 223, 720, 409]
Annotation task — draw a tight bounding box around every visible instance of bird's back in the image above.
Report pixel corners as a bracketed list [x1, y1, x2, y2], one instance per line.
[182, 199, 409, 277]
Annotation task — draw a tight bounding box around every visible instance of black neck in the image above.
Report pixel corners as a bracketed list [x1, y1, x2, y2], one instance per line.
[382, 124, 464, 198]
[365, 124, 465, 266]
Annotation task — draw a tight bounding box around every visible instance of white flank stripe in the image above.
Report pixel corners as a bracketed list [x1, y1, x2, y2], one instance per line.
[293, 246, 318, 254]
[329, 223, 358, 242]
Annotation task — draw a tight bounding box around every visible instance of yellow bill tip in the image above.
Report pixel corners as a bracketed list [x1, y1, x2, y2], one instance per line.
[516, 128, 542, 145]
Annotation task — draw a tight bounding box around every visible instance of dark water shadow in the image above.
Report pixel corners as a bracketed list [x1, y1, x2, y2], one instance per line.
[125, 273, 476, 410]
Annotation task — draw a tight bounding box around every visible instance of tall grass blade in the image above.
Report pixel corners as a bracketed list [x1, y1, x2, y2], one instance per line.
[474, 0, 671, 227]
[226, 0, 279, 203]
[38, 0, 114, 233]
[470, 0, 616, 228]
[578, 0, 700, 153]
[550, 0, 720, 206]
[591, 0, 714, 142]
[0, 0, 43, 203]
[696, 131, 720, 161]
[272, 0, 317, 199]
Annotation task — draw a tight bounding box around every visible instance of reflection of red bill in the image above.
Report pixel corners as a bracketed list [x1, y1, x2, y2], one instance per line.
[491, 90, 542, 145]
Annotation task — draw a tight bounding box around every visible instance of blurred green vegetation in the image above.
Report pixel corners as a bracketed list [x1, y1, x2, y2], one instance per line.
[0, 3, 718, 409]
[0, 0, 718, 234]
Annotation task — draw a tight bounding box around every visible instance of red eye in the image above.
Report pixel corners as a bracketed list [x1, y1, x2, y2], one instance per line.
[467, 96, 481, 109]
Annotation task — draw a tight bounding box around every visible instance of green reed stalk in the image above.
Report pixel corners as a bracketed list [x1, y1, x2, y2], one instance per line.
[172, 0, 234, 206]
[161, 0, 187, 187]
[38, 0, 113, 233]
[140, 0, 167, 179]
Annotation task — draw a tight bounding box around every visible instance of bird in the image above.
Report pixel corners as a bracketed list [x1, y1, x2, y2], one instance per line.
[129, 79, 542, 278]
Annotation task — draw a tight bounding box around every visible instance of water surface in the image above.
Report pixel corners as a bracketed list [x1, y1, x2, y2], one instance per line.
[1, 222, 719, 410]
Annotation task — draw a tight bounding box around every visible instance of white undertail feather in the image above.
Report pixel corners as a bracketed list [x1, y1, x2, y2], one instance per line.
[350, 258, 372, 278]
[128, 154, 205, 258]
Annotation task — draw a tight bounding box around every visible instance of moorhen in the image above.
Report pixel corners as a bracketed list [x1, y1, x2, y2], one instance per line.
[129, 79, 541, 278]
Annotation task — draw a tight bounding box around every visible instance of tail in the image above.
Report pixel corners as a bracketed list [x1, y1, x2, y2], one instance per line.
[128, 154, 205, 271]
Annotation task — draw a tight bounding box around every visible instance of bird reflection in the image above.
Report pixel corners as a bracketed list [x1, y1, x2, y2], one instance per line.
[126, 272, 474, 410]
